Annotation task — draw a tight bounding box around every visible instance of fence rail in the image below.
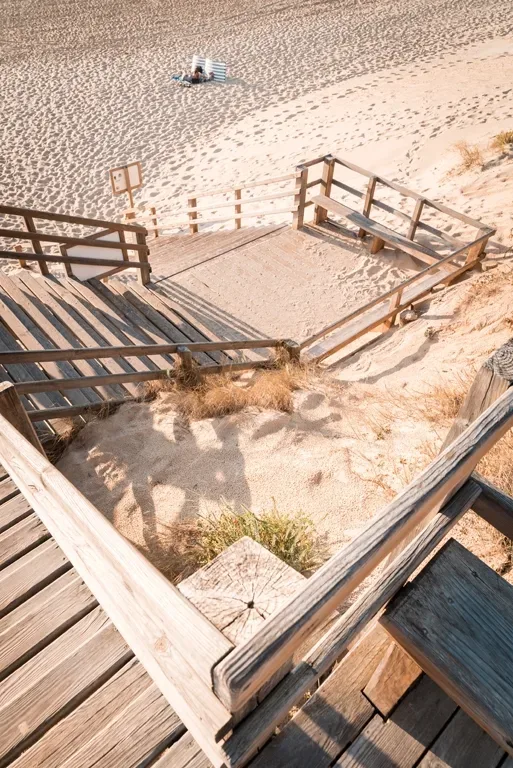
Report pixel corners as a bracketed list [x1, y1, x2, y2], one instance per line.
[0, 203, 150, 283]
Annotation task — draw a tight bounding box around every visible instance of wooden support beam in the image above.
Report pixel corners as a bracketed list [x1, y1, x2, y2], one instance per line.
[370, 236, 385, 255]
[282, 339, 301, 364]
[23, 214, 49, 276]
[136, 232, 151, 285]
[358, 175, 377, 238]
[380, 289, 403, 332]
[314, 157, 335, 225]
[12, 244, 27, 269]
[292, 166, 308, 230]
[407, 198, 425, 242]
[188, 197, 198, 235]
[213, 385, 513, 714]
[234, 189, 242, 230]
[0, 383, 44, 455]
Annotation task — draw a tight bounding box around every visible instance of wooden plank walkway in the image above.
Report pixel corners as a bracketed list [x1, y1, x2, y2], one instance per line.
[0, 466, 510, 767]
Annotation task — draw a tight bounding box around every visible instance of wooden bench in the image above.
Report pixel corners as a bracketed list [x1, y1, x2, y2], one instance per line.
[381, 538, 513, 756]
[311, 194, 453, 271]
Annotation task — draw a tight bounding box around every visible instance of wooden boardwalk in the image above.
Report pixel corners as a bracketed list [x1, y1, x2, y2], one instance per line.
[0, 462, 508, 768]
[0, 270, 236, 437]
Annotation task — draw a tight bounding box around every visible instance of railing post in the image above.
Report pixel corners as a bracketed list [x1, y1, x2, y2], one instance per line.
[136, 231, 151, 286]
[234, 188, 242, 230]
[282, 339, 301, 364]
[292, 166, 308, 230]
[407, 198, 425, 242]
[23, 214, 49, 276]
[188, 197, 199, 235]
[465, 228, 490, 265]
[314, 156, 335, 225]
[150, 206, 159, 238]
[358, 175, 378, 238]
[13, 244, 27, 269]
[380, 288, 403, 331]
[0, 382, 44, 454]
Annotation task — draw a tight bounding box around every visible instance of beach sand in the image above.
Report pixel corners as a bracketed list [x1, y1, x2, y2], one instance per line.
[4, 0, 513, 577]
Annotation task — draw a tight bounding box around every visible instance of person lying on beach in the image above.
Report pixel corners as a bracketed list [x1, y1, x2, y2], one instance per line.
[172, 65, 215, 86]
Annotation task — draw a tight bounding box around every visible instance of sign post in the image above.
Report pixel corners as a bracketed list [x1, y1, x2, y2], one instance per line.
[109, 161, 143, 209]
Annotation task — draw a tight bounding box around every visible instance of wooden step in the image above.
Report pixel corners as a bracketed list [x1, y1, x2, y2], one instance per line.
[381, 539, 513, 757]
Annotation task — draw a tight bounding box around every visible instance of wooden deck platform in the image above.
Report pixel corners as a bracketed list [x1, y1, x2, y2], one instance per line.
[1, 461, 510, 768]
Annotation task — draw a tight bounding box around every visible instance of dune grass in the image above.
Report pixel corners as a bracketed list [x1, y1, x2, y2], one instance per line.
[491, 130, 513, 153]
[452, 140, 484, 174]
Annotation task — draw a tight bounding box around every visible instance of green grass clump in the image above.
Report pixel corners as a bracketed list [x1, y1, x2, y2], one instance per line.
[491, 130, 513, 153]
[194, 500, 327, 574]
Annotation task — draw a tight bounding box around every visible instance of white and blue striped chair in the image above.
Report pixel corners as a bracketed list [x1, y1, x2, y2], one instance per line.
[192, 55, 227, 82]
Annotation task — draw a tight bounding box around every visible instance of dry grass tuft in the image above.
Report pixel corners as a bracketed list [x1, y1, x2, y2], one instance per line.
[452, 141, 484, 174]
[143, 362, 316, 421]
[152, 499, 328, 582]
[491, 130, 513, 153]
[44, 417, 84, 464]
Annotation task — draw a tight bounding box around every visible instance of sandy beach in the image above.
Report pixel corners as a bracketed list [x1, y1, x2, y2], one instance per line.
[2, 0, 513, 224]
[3, 0, 513, 577]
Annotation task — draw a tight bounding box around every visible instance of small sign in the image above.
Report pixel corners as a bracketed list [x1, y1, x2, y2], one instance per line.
[109, 162, 143, 202]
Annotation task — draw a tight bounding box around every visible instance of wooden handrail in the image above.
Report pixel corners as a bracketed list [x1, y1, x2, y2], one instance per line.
[0, 228, 148, 252]
[183, 190, 295, 214]
[0, 338, 287, 364]
[212, 386, 513, 712]
[299, 239, 476, 351]
[223, 479, 481, 767]
[13, 359, 272, 395]
[130, 206, 298, 230]
[0, 203, 147, 234]
[187, 173, 296, 201]
[0, 249, 149, 270]
[0, 411, 233, 762]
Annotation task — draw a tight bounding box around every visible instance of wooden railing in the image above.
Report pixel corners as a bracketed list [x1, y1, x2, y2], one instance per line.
[294, 154, 495, 360]
[2, 340, 513, 767]
[0, 204, 151, 284]
[0, 339, 300, 415]
[124, 171, 303, 235]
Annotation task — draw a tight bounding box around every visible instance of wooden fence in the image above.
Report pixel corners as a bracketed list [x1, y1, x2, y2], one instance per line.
[1, 340, 513, 767]
[0, 204, 151, 284]
[124, 170, 306, 235]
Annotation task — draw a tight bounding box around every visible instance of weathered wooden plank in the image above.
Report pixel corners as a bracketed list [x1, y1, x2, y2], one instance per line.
[381, 539, 513, 756]
[7, 658, 151, 768]
[222, 481, 480, 768]
[0, 514, 50, 570]
[0, 274, 105, 403]
[418, 708, 504, 768]
[179, 537, 305, 723]
[151, 732, 212, 768]
[0, 288, 91, 406]
[0, 203, 147, 233]
[249, 626, 390, 768]
[0, 478, 18, 505]
[0, 322, 63, 411]
[0, 416, 233, 761]
[335, 676, 457, 767]
[214, 384, 507, 714]
[45, 278, 162, 375]
[0, 607, 131, 764]
[108, 280, 212, 366]
[311, 194, 451, 268]
[363, 641, 422, 717]
[18, 273, 127, 399]
[0, 493, 32, 534]
[0, 570, 96, 680]
[126, 280, 229, 365]
[0, 539, 70, 618]
[472, 471, 513, 540]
